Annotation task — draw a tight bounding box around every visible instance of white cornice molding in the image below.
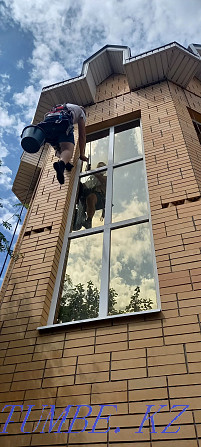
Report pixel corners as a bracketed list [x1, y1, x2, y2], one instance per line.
[33, 42, 201, 125]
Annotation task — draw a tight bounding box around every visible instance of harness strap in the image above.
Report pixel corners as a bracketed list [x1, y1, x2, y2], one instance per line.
[45, 103, 69, 117]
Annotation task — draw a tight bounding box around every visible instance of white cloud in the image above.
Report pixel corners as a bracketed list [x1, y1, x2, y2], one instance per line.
[0, 143, 9, 159]
[13, 85, 40, 122]
[0, 109, 15, 128]
[16, 59, 24, 69]
[0, 164, 12, 190]
[0, 74, 11, 98]
[13, 85, 39, 108]
[0, 73, 9, 80]
[3, 0, 201, 86]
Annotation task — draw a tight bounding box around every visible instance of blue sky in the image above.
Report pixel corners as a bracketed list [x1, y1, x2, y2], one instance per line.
[0, 0, 201, 282]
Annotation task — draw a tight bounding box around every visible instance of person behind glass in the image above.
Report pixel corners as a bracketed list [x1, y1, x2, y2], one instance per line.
[84, 162, 107, 229]
[44, 103, 88, 185]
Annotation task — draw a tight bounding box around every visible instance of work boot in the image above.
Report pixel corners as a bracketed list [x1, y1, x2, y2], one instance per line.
[83, 217, 92, 229]
[65, 162, 74, 172]
[53, 160, 65, 184]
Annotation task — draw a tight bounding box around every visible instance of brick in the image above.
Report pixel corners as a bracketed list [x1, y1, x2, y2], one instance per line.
[193, 409, 201, 423]
[129, 328, 163, 340]
[111, 367, 146, 381]
[159, 271, 191, 287]
[36, 333, 65, 344]
[171, 397, 201, 413]
[160, 284, 193, 294]
[57, 383, 91, 397]
[13, 369, 44, 381]
[129, 337, 164, 349]
[148, 363, 186, 376]
[0, 369, 13, 383]
[25, 387, 57, 400]
[179, 297, 201, 308]
[129, 387, 168, 402]
[180, 305, 201, 316]
[15, 360, 45, 372]
[162, 314, 198, 327]
[6, 346, 35, 357]
[0, 408, 21, 424]
[154, 409, 194, 425]
[4, 353, 33, 365]
[0, 390, 24, 403]
[147, 344, 183, 357]
[0, 435, 32, 447]
[91, 390, 127, 404]
[78, 352, 110, 364]
[46, 356, 76, 369]
[68, 431, 107, 444]
[96, 324, 127, 336]
[107, 444, 150, 447]
[42, 375, 74, 388]
[56, 393, 91, 407]
[148, 353, 185, 367]
[32, 350, 62, 361]
[76, 362, 109, 375]
[187, 351, 201, 362]
[110, 412, 148, 429]
[96, 332, 127, 344]
[11, 379, 42, 391]
[168, 372, 201, 387]
[64, 336, 95, 349]
[112, 357, 146, 370]
[8, 338, 36, 348]
[63, 345, 94, 357]
[151, 424, 196, 440]
[3, 318, 29, 328]
[165, 332, 201, 345]
[1, 325, 28, 335]
[0, 349, 6, 359]
[31, 432, 68, 445]
[169, 384, 201, 398]
[95, 341, 128, 353]
[188, 362, 201, 373]
[75, 371, 109, 384]
[92, 380, 127, 394]
[44, 365, 76, 377]
[129, 376, 167, 390]
[112, 348, 145, 361]
[66, 328, 96, 340]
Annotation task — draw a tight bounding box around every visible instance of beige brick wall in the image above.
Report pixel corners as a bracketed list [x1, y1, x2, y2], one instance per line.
[0, 74, 201, 446]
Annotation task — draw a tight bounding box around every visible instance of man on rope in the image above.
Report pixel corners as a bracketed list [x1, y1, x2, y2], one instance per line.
[38, 103, 88, 185]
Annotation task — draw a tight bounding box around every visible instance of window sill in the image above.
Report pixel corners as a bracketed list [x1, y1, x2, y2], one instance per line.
[37, 307, 161, 332]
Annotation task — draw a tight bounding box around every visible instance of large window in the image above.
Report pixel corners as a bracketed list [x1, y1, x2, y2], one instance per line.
[49, 120, 160, 326]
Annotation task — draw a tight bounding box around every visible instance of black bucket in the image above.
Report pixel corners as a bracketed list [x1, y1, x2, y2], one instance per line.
[21, 125, 46, 153]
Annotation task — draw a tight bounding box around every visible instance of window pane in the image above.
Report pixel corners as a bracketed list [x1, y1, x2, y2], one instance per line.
[57, 233, 103, 323]
[112, 161, 148, 222]
[114, 126, 142, 163]
[109, 224, 157, 315]
[82, 133, 109, 172]
[72, 170, 107, 231]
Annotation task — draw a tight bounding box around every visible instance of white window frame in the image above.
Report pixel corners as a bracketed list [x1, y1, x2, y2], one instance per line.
[39, 119, 161, 330]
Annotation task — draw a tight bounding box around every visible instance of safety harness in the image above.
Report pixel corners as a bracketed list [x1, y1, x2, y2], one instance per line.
[40, 104, 74, 146]
[45, 104, 73, 123]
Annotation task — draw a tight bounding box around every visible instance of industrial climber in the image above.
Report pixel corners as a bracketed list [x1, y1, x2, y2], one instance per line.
[42, 103, 88, 185]
[21, 103, 88, 185]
